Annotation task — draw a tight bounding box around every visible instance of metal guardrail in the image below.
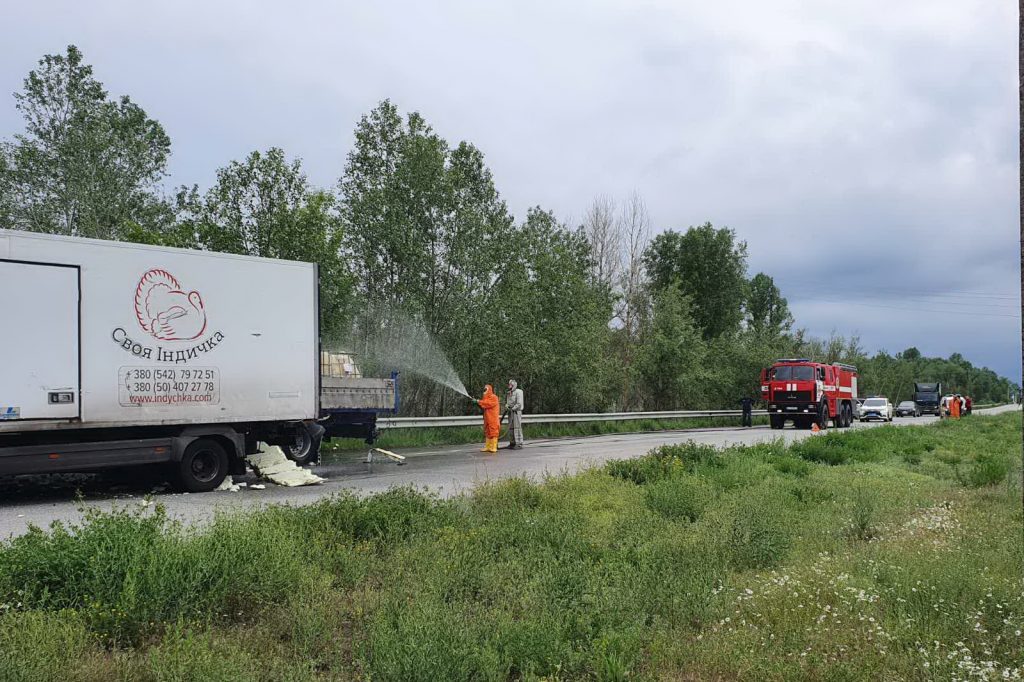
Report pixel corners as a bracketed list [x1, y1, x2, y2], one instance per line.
[378, 403, 1018, 430]
[380, 409, 768, 430]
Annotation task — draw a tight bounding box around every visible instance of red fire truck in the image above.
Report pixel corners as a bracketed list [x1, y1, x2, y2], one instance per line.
[760, 359, 859, 430]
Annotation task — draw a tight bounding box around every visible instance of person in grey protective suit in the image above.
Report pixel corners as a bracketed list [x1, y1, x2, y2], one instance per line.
[504, 379, 525, 449]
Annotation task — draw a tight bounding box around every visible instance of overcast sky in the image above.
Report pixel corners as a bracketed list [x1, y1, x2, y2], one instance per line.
[2, 0, 1020, 382]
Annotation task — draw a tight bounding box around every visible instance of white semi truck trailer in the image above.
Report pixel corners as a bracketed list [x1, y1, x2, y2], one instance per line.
[0, 230, 396, 491]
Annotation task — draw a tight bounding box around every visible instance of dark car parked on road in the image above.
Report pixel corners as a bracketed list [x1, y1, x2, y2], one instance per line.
[895, 400, 919, 417]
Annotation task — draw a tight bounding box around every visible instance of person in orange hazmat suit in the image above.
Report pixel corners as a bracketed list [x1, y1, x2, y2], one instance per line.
[477, 384, 500, 453]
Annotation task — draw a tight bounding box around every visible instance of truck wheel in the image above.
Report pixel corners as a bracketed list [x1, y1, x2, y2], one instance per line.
[817, 403, 829, 430]
[177, 438, 228, 493]
[282, 423, 323, 466]
[770, 415, 784, 430]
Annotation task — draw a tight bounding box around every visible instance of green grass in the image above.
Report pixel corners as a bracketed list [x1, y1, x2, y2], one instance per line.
[323, 416, 768, 452]
[1, 413, 1021, 680]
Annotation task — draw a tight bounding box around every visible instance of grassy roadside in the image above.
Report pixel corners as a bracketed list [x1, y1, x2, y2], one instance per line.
[1, 414, 1021, 681]
[324, 415, 769, 452]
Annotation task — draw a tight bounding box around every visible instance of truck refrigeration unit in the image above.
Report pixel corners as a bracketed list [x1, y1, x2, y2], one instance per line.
[0, 230, 396, 491]
[761, 358, 859, 430]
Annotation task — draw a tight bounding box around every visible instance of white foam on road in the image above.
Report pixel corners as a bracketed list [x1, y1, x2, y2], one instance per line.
[246, 446, 325, 487]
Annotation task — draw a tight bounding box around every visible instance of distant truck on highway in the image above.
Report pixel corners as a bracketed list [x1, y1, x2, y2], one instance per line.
[760, 358, 859, 430]
[0, 230, 396, 491]
[913, 382, 942, 416]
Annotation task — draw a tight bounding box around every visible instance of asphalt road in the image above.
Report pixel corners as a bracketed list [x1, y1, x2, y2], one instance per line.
[0, 405, 1016, 539]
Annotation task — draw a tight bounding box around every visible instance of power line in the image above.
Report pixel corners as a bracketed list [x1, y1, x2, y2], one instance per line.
[777, 279, 1019, 301]
[882, 297, 1018, 310]
[795, 297, 1022, 319]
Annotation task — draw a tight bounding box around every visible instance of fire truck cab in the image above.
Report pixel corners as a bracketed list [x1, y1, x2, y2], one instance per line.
[760, 359, 858, 430]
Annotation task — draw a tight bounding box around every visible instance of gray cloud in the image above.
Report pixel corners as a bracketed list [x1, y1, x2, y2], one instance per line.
[1, 0, 1018, 379]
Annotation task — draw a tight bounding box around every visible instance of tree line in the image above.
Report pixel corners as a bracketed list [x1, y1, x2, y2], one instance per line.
[1, 46, 1017, 414]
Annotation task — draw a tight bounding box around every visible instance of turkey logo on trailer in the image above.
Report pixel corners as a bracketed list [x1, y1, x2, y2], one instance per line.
[134, 269, 208, 342]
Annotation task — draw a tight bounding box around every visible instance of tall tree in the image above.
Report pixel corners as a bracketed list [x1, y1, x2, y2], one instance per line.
[614, 190, 651, 409]
[644, 223, 748, 339]
[0, 45, 171, 239]
[340, 100, 512, 333]
[339, 100, 514, 412]
[179, 148, 353, 338]
[477, 208, 615, 413]
[745, 273, 793, 334]
[637, 286, 705, 410]
[582, 194, 620, 289]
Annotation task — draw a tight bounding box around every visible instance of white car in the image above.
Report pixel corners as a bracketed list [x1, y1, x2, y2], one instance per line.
[859, 397, 893, 422]
[853, 398, 865, 419]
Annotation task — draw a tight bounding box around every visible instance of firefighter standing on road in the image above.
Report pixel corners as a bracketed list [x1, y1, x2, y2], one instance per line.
[504, 379, 525, 449]
[739, 396, 754, 427]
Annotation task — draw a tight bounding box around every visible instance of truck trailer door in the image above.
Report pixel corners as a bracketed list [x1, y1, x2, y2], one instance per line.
[0, 261, 80, 420]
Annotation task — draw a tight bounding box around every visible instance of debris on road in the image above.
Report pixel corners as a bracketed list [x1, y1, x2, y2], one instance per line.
[366, 447, 406, 465]
[215, 476, 242, 492]
[246, 445, 325, 487]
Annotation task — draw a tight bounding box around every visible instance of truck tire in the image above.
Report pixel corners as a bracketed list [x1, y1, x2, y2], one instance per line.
[817, 403, 829, 430]
[832, 405, 844, 429]
[282, 423, 323, 467]
[770, 415, 784, 430]
[177, 438, 228, 493]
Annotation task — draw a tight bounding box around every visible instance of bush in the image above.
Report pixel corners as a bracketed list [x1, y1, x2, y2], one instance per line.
[773, 455, 811, 477]
[0, 504, 313, 644]
[145, 621, 257, 682]
[790, 430, 884, 466]
[720, 500, 792, 570]
[606, 442, 720, 485]
[0, 610, 96, 682]
[644, 477, 715, 521]
[472, 477, 542, 515]
[701, 456, 774, 491]
[791, 435, 850, 465]
[350, 486, 449, 543]
[847, 485, 881, 540]
[964, 452, 1010, 487]
[900, 449, 923, 465]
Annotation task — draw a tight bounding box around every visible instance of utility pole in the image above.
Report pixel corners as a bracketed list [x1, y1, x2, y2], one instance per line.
[1019, 0, 1023, 523]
